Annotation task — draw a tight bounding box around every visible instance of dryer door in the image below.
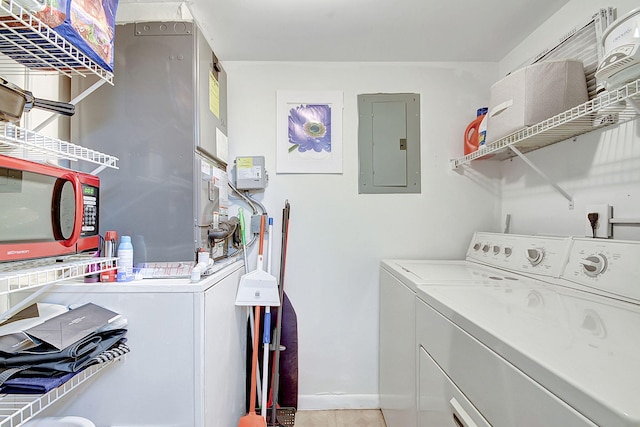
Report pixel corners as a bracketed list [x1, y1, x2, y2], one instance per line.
[418, 345, 491, 427]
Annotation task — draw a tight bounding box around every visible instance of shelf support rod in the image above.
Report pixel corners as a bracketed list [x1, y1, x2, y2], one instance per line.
[33, 79, 107, 133]
[510, 146, 574, 209]
[90, 164, 108, 175]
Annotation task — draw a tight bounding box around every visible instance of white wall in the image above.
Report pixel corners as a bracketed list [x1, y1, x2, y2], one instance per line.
[224, 61, 501, 409]
[498, 0, 640, 241]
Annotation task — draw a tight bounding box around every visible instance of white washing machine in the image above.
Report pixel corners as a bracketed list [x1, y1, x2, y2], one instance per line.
[380, 232, 640, 427]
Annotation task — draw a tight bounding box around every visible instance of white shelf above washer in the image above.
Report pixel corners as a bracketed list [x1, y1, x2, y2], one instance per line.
[450, 78, 640, 169]
[0, 0, 113, 84]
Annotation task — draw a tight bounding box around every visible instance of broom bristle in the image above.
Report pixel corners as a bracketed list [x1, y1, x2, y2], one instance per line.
[238, 412, 266, 427]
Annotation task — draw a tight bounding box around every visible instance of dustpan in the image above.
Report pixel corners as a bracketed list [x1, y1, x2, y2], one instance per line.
[236, 213, 281, 307]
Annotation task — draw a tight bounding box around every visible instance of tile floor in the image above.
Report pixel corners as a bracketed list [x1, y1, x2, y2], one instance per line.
[293, 409, 387, 427]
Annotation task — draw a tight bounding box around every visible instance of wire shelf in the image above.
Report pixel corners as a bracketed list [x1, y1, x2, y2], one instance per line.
[0, 0, 113, 84]
[0, 123, 119, 168]
[0, 256, 118, 294]
[450, 78, 640, 169]
[0, 357, 123, 427]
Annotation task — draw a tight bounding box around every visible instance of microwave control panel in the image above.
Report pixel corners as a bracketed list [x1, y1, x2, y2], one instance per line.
[81, 184, 99, 236]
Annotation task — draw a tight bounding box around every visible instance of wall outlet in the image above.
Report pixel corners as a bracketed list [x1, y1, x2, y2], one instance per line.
[585, 204, 612, 238]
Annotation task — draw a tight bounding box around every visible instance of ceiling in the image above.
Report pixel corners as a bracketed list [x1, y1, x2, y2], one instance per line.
[181, 0, 570, 62]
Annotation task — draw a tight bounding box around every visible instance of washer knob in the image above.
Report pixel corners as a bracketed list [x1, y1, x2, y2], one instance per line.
[525, 248, 544, 266]
[482, 244, 490, 253]
[504, 247, 513, 257]
[580, 254, 607, 277]
[493, 245, 500, 255]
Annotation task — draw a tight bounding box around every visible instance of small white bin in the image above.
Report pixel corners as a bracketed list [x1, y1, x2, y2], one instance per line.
[22, 416, 96, 427]
[486, 59, 588, 144]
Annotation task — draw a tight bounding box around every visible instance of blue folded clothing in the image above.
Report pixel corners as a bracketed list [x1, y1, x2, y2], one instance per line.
[0, 338, 130, 394]
[1, 370, 77, 394]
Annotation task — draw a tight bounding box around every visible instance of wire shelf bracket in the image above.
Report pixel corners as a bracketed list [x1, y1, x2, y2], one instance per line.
[510, 145, 574, 209]
[34, 79, 108, 133]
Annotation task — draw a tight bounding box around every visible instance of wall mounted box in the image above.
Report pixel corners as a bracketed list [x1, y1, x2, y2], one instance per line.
[486, 60, 588, 144]
[358, 93, 421, 194]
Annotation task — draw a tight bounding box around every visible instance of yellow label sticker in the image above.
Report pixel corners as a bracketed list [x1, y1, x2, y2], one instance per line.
[237, 157, 253, 169]
[209, 71, 220, 118]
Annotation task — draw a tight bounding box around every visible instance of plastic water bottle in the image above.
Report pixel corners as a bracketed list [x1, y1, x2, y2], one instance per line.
[117, 236, 134, 282]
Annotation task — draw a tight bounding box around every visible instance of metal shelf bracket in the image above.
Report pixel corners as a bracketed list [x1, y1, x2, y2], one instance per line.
[510, 146, 574, 209]
[34, 79, 107, 133]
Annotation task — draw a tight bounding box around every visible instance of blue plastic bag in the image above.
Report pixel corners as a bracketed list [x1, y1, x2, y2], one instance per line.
[35, 0, 118, 72]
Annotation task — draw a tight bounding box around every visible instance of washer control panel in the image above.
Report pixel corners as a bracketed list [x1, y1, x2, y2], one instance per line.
[466, 233, 640, 302]
[466, 232, 570, 278]
[563, 238, 640, 302]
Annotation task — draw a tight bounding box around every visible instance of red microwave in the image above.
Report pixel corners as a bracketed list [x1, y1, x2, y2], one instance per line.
[0, 154, 100, 262]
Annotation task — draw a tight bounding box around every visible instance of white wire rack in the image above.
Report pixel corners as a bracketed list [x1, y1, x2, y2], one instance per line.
[0, 4, 122, 422]
[0, 255, 121, 427]
[0, 256, 118, 294]
[0, 358, 123, 427]
[0, 0, 113, 84]
[450, 78, 640, 169]
[0, 123, 119, 169]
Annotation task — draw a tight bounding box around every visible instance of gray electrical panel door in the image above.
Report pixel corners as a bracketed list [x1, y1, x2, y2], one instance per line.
[358, 93, 420, 194]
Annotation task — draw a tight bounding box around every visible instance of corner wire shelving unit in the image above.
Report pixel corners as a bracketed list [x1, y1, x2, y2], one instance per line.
[450, 78, 640, 209]
[0, 2, 123, 423]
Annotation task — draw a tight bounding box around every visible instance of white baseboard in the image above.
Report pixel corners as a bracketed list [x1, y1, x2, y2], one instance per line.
[297, 394, 380, 411]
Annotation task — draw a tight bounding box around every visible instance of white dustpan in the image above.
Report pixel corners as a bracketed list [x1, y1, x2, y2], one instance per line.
[236, 268, 281, 306]
[236, 214, 281, 307]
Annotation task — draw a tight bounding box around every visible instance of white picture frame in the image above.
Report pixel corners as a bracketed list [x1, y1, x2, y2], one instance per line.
[276, 90, 343, 174]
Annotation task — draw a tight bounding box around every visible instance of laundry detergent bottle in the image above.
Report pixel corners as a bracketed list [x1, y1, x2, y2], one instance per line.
[464, 107, 487, 155]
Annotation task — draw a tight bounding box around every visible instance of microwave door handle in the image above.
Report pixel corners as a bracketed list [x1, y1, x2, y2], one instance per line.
[61, 172, 83, 248]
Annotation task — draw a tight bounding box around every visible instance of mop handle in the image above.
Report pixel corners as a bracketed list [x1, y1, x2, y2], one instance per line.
[270, 201, 290, 425]
[260, 216, 272, 420]
[267, 217, 273, 275]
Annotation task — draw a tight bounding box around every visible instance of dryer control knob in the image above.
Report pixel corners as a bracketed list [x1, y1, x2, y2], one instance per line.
[482, 244, 490, 253]
[525, 248, 544, 266]
[504, 247, 513, 257]
[580, 254, 607, 277]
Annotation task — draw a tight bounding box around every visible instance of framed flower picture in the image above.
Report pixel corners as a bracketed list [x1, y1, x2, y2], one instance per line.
[276, 90, 343, 174]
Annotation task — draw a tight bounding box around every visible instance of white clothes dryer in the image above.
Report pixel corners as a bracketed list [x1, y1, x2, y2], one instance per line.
[380, 232, 640, 427]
